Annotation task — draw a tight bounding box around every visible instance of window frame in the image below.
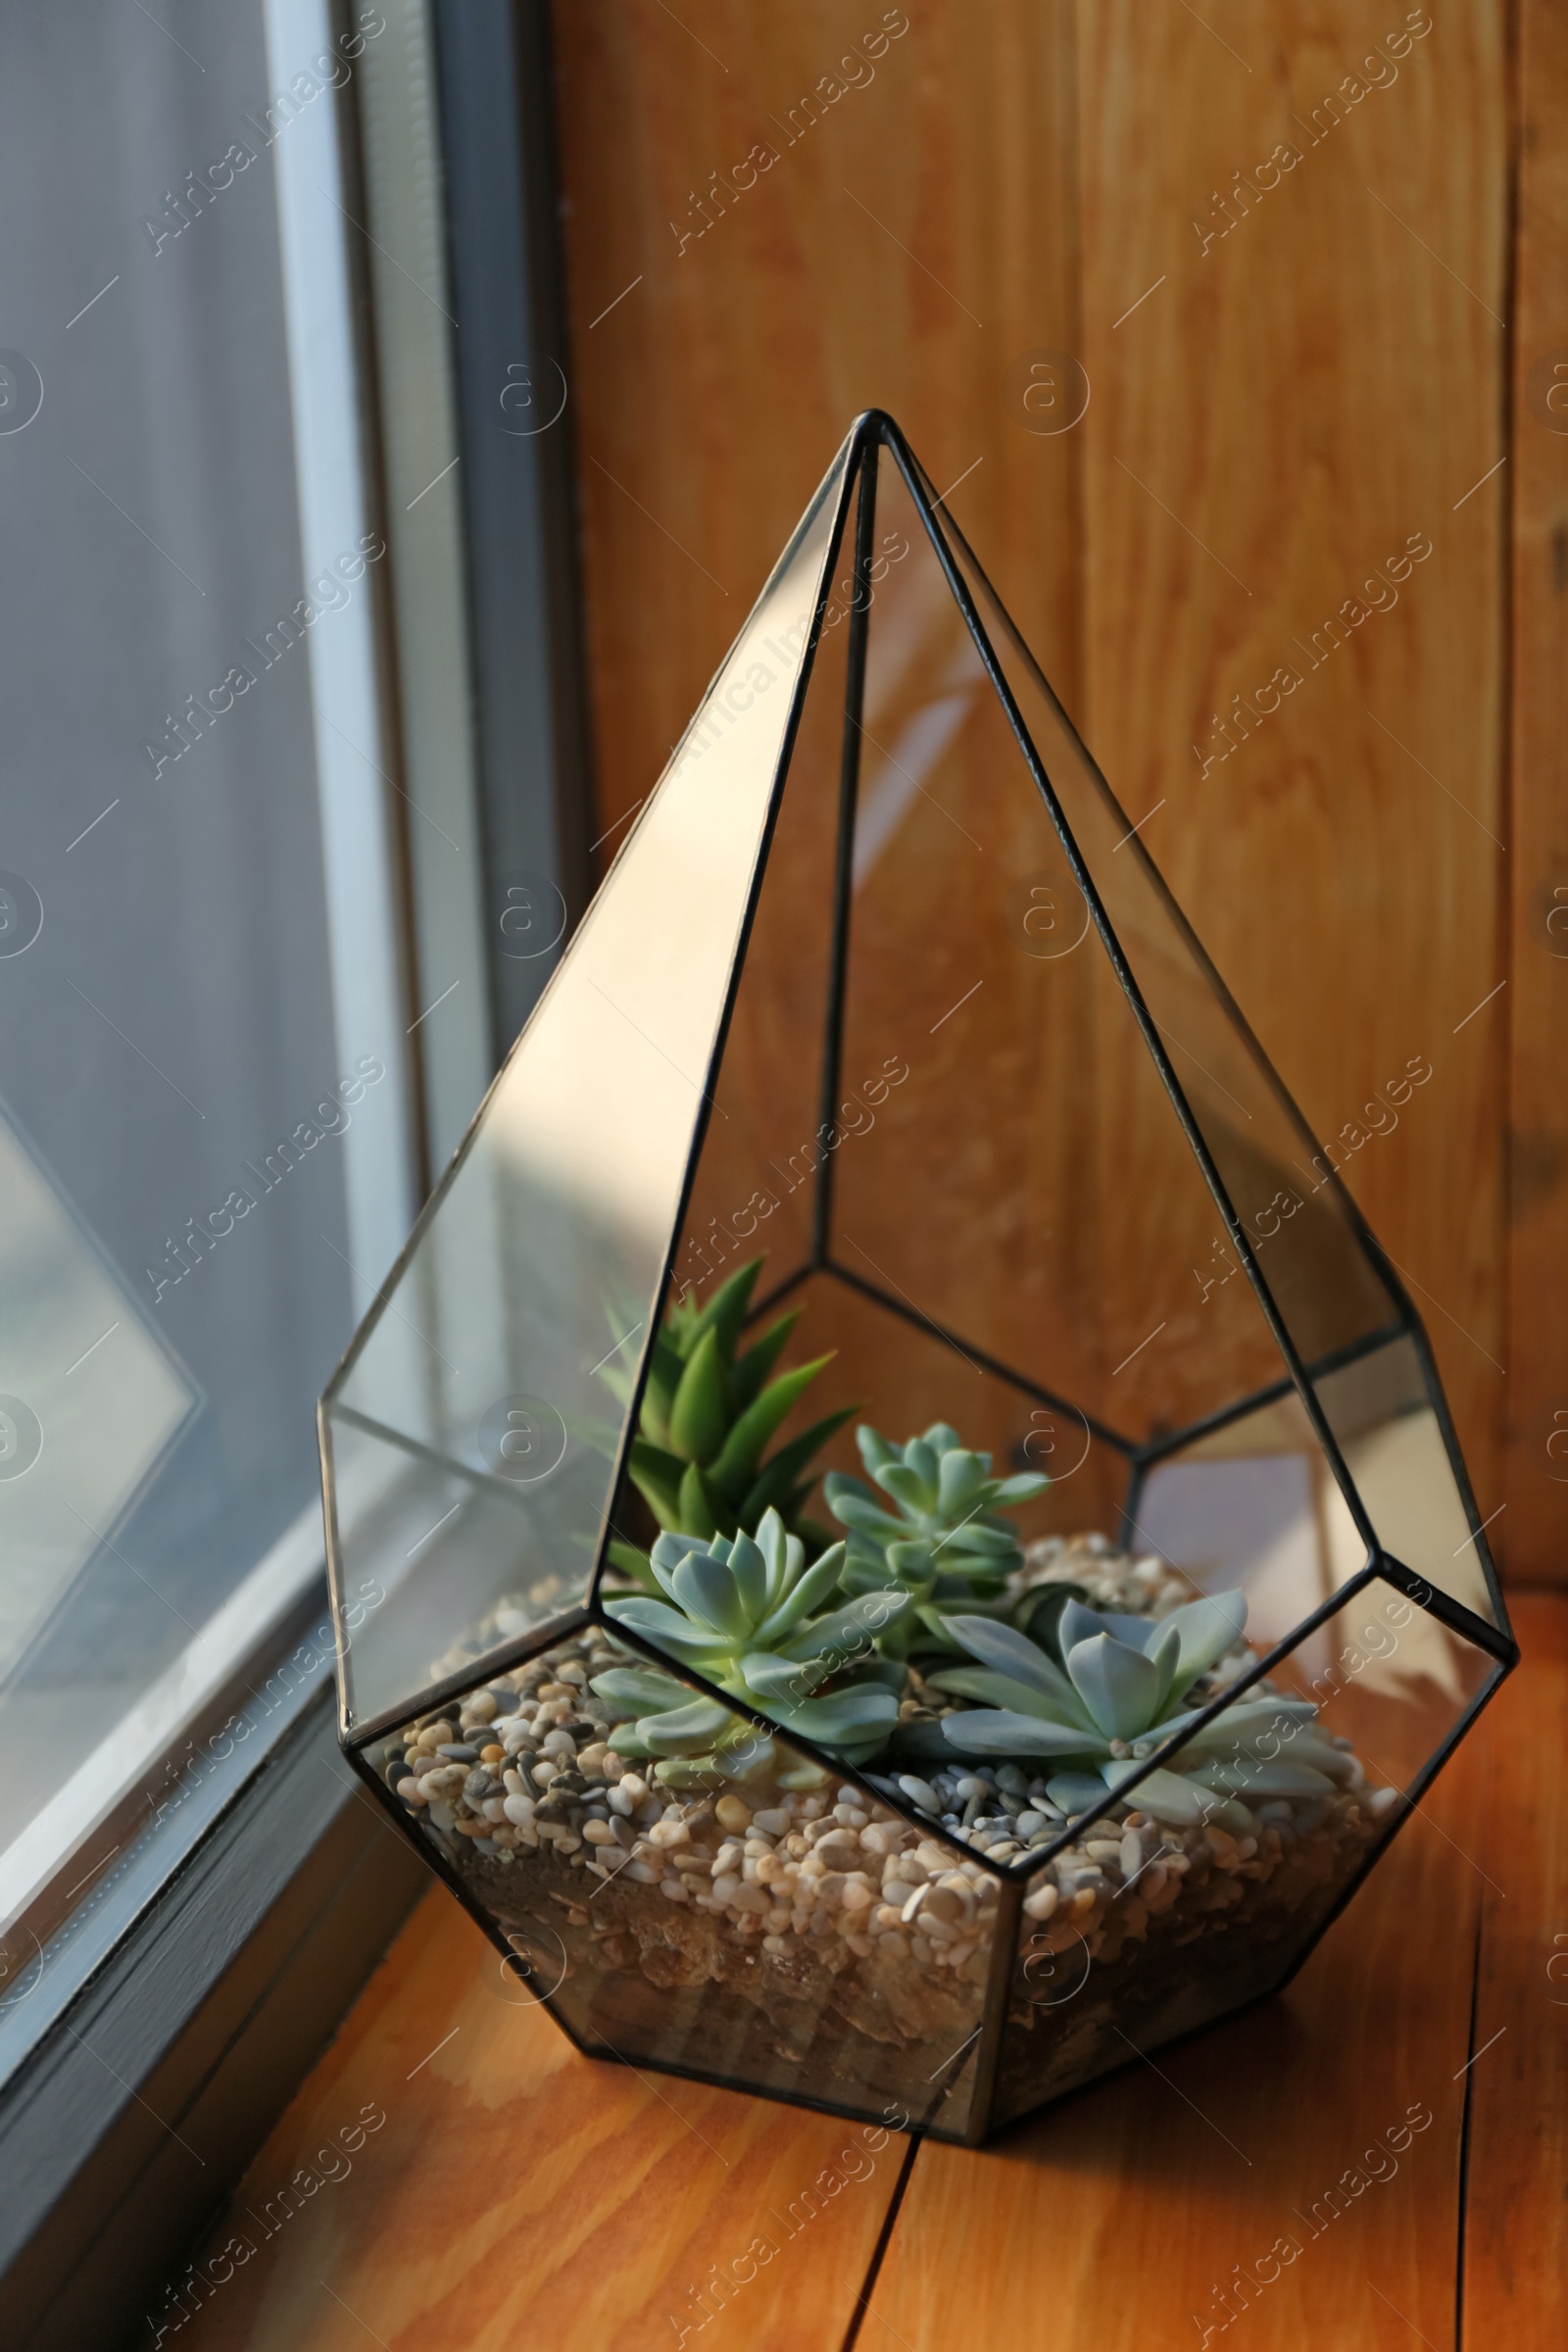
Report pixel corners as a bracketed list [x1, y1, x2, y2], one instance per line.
[0, 4, 589, 2336]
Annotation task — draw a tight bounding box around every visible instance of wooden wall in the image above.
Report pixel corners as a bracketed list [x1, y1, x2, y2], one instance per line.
[548, 1, 1562, 1583]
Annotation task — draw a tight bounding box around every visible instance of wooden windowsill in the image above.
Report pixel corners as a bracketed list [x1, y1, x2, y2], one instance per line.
[170, 1594, 1565, 2351]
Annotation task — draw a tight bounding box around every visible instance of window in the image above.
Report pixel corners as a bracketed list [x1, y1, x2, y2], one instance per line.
[0, 0, 426, 2033]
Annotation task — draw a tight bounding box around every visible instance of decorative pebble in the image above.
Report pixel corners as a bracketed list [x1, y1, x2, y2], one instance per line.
[897, 1775, 941, 1814]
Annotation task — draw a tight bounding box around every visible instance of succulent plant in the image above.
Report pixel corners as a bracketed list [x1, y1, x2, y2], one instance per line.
[602, 1257, 855, 1583]
[598, 1507, 908, 1775]
[928, 1593, 1354, 1832]
[824, 1422, 1049, 1653]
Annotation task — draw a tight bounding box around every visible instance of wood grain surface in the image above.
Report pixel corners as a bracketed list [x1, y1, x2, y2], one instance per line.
[545, 0, 1532, 1570]
[1461, 1592, 1568, 2344]
[165, 1597, 1561, 2350]
[1504, 0, 1568, 1586]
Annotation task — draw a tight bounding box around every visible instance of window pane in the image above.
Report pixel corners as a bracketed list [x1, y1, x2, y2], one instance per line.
[0, 0, 412, 1914]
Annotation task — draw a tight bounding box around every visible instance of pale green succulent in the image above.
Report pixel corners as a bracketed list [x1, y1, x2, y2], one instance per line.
[599, 1507, 909, 1775]
[930, 1592, 1354, 1833]
[824, 1422, 1048, 1653]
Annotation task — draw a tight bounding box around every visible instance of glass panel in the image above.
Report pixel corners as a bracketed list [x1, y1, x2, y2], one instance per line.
[326, 439, 856, 1727]
[825, 451, 1301, 1445]
[1132, 1387, 1369, 1653]
[1312, 1334, 1497, 1625]
[359, 1622, 1000, 2139]
[0, 0, 412, 1929]
[990, 1575, 1496, 2130]
[907, 441, 1408, 1381]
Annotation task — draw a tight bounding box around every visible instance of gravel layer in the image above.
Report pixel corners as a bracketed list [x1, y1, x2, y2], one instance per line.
[373, 1533, 1392, 2129]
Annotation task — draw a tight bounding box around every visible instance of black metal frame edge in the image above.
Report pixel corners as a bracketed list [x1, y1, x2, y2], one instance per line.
[811, 452, 879, 1266]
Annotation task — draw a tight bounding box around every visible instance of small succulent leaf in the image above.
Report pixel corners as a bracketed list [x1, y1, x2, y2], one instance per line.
[988, 1471, 1051, 1505]
[724, 1527, 770, 1624]
[777, 1589, 909, 1663]
[933, 1522, 1018, 1560]
[1164, 1590, 1249, 1692]
[942, 1614, 1095, 1723]
[736, 1406, 858, 1526]
[637, 1696, 736, 1755]
[590, 1666, 688, 1713]
[1166, 1696, 1318, 1755]
[825, 1467, 873, 1509]
[606, 1724, 657, 1757]
[904, 1438, 940, 1500]
[825, 1492, 909, 1543]
[605, 1538, 659, 1592]
[752, 1507, 789, 1606]
[752, 1540, 848, 1643]
[688, 1255, 762, 1361]
[676, 1460, 726, 1541]
[936, 1449, 988, 1519]
[1067, 1633, 1164, 1740]
[923, 1666, 1103, 1731]
[650, 1527, 710, 1580]
[1147, 1620, 1186, 1716]
[838, 1538, 905, 1596]
[1058, 1596, 1159, 1654]
[639, 1330, 685, 1448]
[670, 1551, 754, 1639]
[667, 1326, 731, 1465]
[921, 1423, 964, 1458]
[1010, 1582, 1091, 1657]
[942, 1710, 1095, 1757]
[771, 1686, 900, 1740]
[855, 1425, 899, 1475]
[739, 1650, 826, 1700]
[1101, 1765, 1214, 1827]
[628, 1437, 686, 1529]
[708, 1355, 834, 1491]
[603, 1594, 733, 1666]
[1192, 1758, 1337, 1796]
[874, 1461, 928, 1514]
[889, 1717, 958, 1761]
[886, 1538, 939, 1579]
[911, 1602, 968, 1653]
[731, 1308, 801, 1410]
[1046, 1771, 1112, 1819]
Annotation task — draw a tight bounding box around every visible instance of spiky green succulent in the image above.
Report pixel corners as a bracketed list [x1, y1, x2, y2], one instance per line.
[602, 1258, 854, 1584]
[598, 1507, 909, 1776]
[928, 1593, 1352, 1832]
[824, 1423, 1049, 1654]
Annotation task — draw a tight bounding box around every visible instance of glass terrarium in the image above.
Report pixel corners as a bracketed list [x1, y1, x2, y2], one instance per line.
[318, 412, 1516, 2145]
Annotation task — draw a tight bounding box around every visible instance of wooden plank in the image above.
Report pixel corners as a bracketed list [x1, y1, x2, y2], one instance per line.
[169, 1890, 905, 2351]
[1075, 0, 1510, 1533]
[864, 1706, 1491, 2351]
[1503, 0, 1568, 1586]
[550, 0, 1515, 1567]
[551, 0, 1087, 858]
[1461, 1592, 1568, 2340]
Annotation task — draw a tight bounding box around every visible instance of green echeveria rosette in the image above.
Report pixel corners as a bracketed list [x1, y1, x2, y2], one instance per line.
[599, 1258, 856, 1587]
[927, 1592, 1355, 1833]
[824, 1422, 1050, 1657]
[596, 1506, 910, 1785]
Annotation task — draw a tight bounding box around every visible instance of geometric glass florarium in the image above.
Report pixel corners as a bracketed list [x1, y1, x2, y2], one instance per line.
[319, 413, 1515, 2145]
